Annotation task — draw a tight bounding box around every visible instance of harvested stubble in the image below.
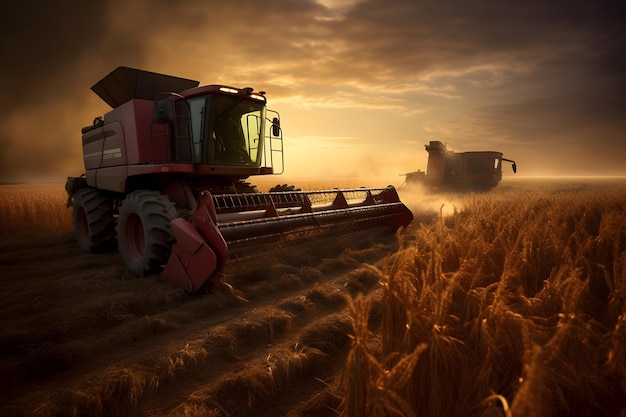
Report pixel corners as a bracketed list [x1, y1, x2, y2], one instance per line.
[343, 186, 626, 417]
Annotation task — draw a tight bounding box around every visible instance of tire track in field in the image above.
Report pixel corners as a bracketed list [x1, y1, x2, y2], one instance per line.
[1, 228, 407, 417]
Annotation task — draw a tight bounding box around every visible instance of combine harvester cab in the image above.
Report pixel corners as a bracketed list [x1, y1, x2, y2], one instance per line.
[404, 141, 517, 190]
[66, 67, 413, 293]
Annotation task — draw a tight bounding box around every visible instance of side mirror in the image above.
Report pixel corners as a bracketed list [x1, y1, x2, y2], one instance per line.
[154, 98, 174, 123]
[271, 117, 280, 137]
[502, 158, 517, 174]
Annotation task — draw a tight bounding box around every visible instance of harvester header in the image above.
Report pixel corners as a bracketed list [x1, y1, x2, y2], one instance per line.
[66, 67, 414, 293]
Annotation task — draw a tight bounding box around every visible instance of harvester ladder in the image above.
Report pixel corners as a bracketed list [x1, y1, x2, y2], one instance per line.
[151, 93, 194, 164]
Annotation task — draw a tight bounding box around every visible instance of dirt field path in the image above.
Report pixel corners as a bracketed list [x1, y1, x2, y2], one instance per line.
[0, 226, 413, 417]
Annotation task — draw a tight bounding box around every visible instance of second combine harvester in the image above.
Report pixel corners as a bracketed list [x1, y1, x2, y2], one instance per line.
[66, 67, 413, 293]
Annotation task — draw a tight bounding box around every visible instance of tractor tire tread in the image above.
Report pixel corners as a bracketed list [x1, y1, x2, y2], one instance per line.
[72, 188, 116, 252]
[117, 190, 179, 276]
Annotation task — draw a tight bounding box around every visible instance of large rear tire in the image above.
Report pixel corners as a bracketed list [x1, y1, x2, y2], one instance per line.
[72, 188, 116, 252]
[117, 190, 179, 276]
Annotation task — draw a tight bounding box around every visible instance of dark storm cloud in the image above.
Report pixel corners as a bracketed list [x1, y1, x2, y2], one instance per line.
[328, 0, 625, 175]
[424, 93, 626, 175]
[0, 0, 624, 179]
[0, 2, 102, 179]
[324, 1, 625, 94]
[0, 3, 106, 103]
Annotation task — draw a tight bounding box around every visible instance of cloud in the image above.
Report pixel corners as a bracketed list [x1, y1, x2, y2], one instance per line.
[423, 93, 626, 175]
[0, 0, 624, 180]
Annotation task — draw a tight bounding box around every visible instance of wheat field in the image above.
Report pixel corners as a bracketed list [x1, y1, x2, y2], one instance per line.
[0, 183, 72, 235]
[344, 178, 626, 417]
[0, 177, 625, 416]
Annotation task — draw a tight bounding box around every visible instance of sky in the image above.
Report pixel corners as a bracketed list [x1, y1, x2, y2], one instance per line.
[1, 0, 624, 182]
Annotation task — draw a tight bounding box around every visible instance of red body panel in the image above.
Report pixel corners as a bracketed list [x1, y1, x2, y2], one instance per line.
[82, 121, 126, 169]
[105, 99, 159, 165]
[82, 99, 164, 169]
[160, 218, 221, 293]
[160, 194, 229, 293]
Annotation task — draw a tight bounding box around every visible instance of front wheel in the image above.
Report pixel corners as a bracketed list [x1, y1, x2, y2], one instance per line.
[117, 190, 179, 276]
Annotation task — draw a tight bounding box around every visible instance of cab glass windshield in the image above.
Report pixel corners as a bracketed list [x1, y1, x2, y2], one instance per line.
[206, 95, 265, 166]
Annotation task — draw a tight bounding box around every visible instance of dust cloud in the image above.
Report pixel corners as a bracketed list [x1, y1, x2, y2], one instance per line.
[397, 182, 465, 220]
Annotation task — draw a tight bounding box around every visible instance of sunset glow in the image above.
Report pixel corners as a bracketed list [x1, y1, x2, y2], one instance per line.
[1, 1, 624, 182]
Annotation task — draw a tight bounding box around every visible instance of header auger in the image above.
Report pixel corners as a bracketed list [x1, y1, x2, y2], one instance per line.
[66, 67, 413, 293]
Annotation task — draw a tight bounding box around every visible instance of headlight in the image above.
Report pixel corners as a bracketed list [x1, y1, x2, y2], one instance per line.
[219, 87, 239, 94]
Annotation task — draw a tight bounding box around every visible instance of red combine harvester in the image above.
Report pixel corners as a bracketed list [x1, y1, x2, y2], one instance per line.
[404, 141, 517, 190]
[66, 67, 413, 293]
